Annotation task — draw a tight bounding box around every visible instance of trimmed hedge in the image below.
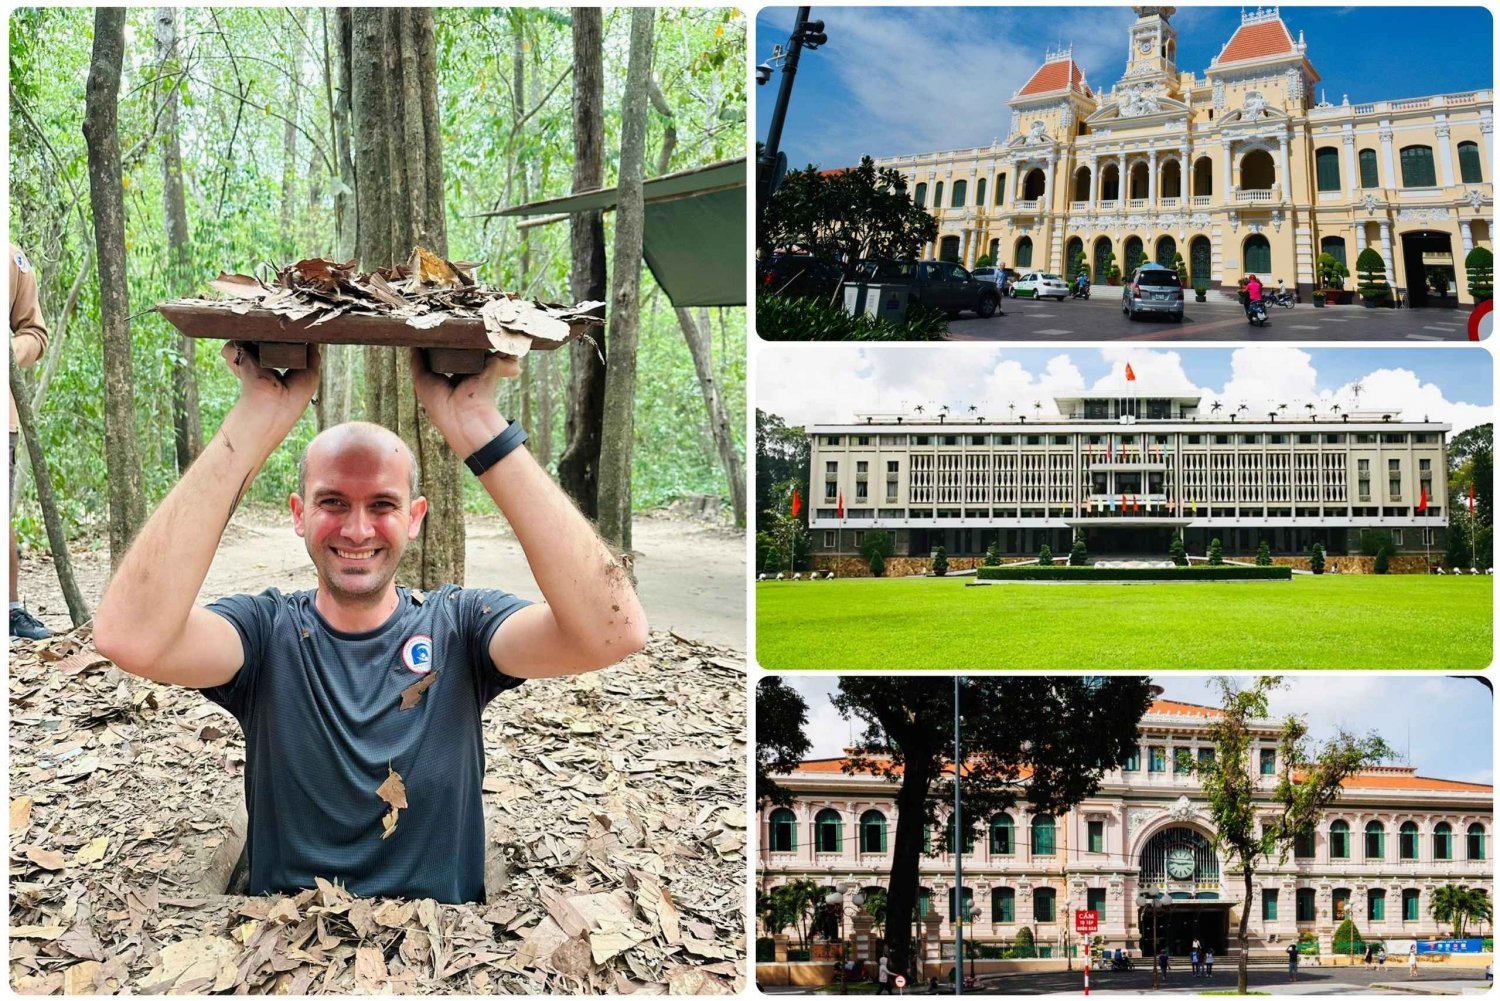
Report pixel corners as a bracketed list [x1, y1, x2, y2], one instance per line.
[975, 565, 1292, 582]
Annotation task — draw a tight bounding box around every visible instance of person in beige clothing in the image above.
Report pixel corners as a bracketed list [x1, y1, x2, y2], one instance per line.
[10, 244, 51, 639]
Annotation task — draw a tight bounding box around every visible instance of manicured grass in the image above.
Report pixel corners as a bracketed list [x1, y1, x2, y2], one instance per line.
[755, 575, 1492, 670]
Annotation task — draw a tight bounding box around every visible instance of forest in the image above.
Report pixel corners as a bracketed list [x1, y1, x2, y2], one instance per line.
[9, 6, 746, 585]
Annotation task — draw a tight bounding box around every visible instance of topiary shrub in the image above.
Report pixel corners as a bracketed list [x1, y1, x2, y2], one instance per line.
[1318, 251, 1350, 290]
[763, 544, 783, 574]
[1373, 545, 1391, 575]
[932, 546, 949, 576]
[1208, 537, 1224, 566]
[1310, 543, 1326, 575]
[1356, 247, 1391, 305]
[1466, 246, 1493, 302]
[1070, 537, 1088, 566]
[1013, 926, 1036, 959]
[1360, 529, 1394, 556]
[1256, 540, 1272, 566]
[1173, 252, 1189, 289]
[974, 254, 993, 270]
[868, 552, 885, 577]
[1038, 543, 1054, 567]
[1333, 918, 1365, 956]
[860, 530, 893, 577]
[1170, 532, 1188, 566]
[983, 540, 1001, 567]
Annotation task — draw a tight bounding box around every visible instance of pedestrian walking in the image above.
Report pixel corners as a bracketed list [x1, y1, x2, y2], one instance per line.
[1364, 945, 1375, 966]
[1287, 942, 1300, 982]
[1158, 947, 1170, 982]
[1205, 947, 1214, 979]
[1190, 945, 1200, 977]
[877, 955, 892, 995]
[1408, 943, 1419, 979]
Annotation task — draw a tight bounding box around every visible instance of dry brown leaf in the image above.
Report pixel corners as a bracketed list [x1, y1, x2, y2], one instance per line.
[61, 960, 104, 995]
[10, 795, 33, 832]
[353, 946, 387, 991]
[10, 924, 64, 940]
[73, 836, 109, 865]
[208, 272, 266, 299]
[398, 671, 438, 710]
[372, 899, 414, 928]
[25, 846, 65, 870]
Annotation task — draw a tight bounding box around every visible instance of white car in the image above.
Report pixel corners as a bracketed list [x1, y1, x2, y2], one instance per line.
[1011, 272, 1069, 300]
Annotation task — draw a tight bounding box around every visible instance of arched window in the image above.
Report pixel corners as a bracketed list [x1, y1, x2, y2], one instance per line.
[1368, 888, 1387, 921]
[1015, 237, 1034, 269]
[939, 236, 961, 263]
[1031, 815, 1056, 856]
[1193, 156, 1213, 196]
[815, 808, 842, 852]
[1320, 236, 1347, 268]
[1365, 821, 1385, 859]
[1467, 823, 1486, 860]
[947, 815, 975, 855]
[976, 177, 987, 206]
[948, 887, 975, 922]
[1240, 149, 1276, 190]
[1022, 169, 1046, 201]
[992, 886, 1015, 922]
[1459, 141, 1483, 183]
[1066, 237, 1085, 279]
[1124, 236, 1144, 275]
[1315, 147, 1342, 192]
[1156, 236, 1177, 268]
[1294, 828, 1316, 859]
[914, 182, 928, 208]
[951, 179, 967, 208]
[1400, 145, 1437, 187]
[1160, 159, 1182, 198]
[1330, 819, 1351, 859]
[1033, 887, 1057, 921]
[1073, 166, 1091, 202]
[1333, 887, 1352, 920]
[995, 173, 1007, 206]
[1296, 888, 1317, 921]
[1129, 161, 1149, 199]
[769, 808, 797, 852]
[1402, 888, 1421, 922]
[934, 181, 944, 208]
[1359, 148, 1380, 188]
[1399, 821, 1419, 860]
[1093, 237, 1113, 283]
[1434, 822, 1454, 860]
[990, 814, 1015, 855]
[860, 810, 888, 853]
[1244, 234, 1272, 274]
[1101, 163, 1121, 201]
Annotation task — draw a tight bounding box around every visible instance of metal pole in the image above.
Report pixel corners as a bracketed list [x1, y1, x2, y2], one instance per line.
[953, 675, 964, 996]
[757, 6, 811, 221]
[1152, 903, 1159, 990]
[1084, 933, 1091, 995]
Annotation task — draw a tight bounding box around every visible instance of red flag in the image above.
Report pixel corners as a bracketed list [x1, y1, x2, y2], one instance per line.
[1125, 363, 1137, 382]
[791, 488, 803, 519]
[1418, 485, 1428, 513]
[837, 491, 845, 520]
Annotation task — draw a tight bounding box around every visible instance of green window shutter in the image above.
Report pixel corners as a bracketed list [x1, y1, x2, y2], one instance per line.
[976, 178, 987, 205]
[1263, 889, 1279, 921]
[1400, 146, 1437, 187]
[1245, 236, 1272, 274]
[1316, 148, 1341, 191]
[1359, 148, 1379, 188]
[952, 180, 967, 208]
[915, 183, 927, 208]
[1459, 142, 1483, 183]
[1369, 890, 1385, 921]
[995, 174, 1006, 205]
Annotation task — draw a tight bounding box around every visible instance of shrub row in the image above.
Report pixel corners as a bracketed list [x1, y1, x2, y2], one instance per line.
[975, 565, 1292, 582]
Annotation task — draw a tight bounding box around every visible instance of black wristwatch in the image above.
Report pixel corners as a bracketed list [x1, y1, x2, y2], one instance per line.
[464, 423, 528, 476]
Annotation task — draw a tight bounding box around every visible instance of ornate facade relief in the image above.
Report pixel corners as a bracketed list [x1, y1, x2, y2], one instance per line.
[1396, 207, 1452, 223]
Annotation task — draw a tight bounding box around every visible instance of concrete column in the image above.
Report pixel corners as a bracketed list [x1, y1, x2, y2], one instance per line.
[1089, 159, 1099, 207]
[1276, 136, 1290, 202]
[1148, 149, 1158, 204]
[1379, 221, 1395, 284]
[922, 910, 945, 981]
[1044, 156, 1056, 210]
[1461, 219, 1474, 254]
[1436, 122, 1455, 187]
[1222, 141, 1235, 195]
[1380, 124, 1396, 188]
[852, 914, 876, 962]
[1342, 131, 1358, 199]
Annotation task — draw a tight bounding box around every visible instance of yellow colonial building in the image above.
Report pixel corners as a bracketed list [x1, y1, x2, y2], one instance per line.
[876, 6, 1493, 305]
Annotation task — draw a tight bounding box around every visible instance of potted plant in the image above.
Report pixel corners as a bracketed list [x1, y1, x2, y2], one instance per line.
[1098, 249, 1118, 285]
[1173, 252, 1190, 289]
[1312, 290, 1326, 308]
[1193, 280, 1208, 303]
[1317, 252, 1350, 304]
[1356, 247, 1392, 308]
[1465, 245, 1493, 303]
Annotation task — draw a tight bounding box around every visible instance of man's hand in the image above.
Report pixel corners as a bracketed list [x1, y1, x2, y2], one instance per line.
[409, 348, 521, 457]
[11, 333, 43, 368]
[222, 341, 321, 449]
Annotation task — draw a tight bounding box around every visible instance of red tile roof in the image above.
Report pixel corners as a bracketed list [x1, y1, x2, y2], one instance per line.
[1218, 19, 1295, 64]
[1017, 59, 1089, 98]
[1149, 699, 1226, 718]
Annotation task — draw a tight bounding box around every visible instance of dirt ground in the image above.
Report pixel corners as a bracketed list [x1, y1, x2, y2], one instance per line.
[17, 508, 745, 652]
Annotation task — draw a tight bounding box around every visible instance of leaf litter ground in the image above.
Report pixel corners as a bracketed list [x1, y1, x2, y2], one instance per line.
[9, 628, 746, 994]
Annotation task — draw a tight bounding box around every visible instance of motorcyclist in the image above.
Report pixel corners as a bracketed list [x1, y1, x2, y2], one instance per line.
[1245, 274, 1265, 320]
[1073, 271, 1090, 297]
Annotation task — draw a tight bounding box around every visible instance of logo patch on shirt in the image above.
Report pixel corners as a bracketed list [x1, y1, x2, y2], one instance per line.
[401, 634, 434, 674]
[14, 251, 31, 273]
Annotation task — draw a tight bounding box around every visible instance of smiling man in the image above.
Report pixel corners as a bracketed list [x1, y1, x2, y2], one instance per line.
[93, 343, 648, 903]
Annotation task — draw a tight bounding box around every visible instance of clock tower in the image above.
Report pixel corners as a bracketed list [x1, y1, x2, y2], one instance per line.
[1124, 6, 1179, 86]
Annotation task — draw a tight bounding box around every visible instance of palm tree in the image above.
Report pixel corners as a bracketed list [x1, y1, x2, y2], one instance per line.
[967, 404, 978, 415]
[1431, 884, 1493, 939]
[913, 404, 925, 416]
[862, 887, 889, 936]
[1331, 404, 1342, 416]
[1008, 402, 1017, 420]
[1305, 402, 1317, 420]
[1033, 401, 1042, 418]
[1211, 401, 1223, 414]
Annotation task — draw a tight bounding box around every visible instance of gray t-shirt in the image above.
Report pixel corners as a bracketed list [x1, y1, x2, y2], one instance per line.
[204, 584, 530, 903]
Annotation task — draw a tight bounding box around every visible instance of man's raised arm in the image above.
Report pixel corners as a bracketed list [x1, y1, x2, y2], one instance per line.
[410, 350, 649, 678]
[93, 344, 320, 687]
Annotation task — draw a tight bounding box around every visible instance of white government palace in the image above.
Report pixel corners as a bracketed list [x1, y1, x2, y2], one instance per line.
[758, 695, 1493, 957]
[874, 6, 1493, 305]
[808, 389, 1450, 571]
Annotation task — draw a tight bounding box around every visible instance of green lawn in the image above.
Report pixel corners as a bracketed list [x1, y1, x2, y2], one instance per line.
[755, 575, 1492, 670]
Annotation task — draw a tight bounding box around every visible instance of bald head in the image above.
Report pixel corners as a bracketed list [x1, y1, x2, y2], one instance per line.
[298, 422, 420, 500]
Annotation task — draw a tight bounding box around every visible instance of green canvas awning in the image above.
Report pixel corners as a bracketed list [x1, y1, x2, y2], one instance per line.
[483, 158, 745, 307]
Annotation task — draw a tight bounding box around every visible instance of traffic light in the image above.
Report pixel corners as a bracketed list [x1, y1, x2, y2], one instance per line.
[797, 19, 827, 49]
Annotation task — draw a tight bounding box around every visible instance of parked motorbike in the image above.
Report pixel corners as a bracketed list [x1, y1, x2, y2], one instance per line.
[1270, 288, 1296, 308]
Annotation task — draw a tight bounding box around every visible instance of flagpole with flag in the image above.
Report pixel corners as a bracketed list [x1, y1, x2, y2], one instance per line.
[1470, 481, 1478, 569]
[837, 490, 845, 569]
[1418, 484, 1430, 569]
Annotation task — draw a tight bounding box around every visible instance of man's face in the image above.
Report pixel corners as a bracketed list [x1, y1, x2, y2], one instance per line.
[290, 439, 427, 604]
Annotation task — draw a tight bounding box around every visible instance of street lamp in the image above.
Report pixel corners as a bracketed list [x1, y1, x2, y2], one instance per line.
[1140, 890, 1166, 990]
[825, 885, 867, 995]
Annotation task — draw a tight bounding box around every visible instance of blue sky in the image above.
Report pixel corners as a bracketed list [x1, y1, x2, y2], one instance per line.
[756, 6, 1495, 168]
[757, 346, 1493, 433]
[784, 675, 1494, 785]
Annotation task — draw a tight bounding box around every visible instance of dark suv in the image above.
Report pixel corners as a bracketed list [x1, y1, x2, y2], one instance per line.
[858, 259, 1000, 318]
[757, 254, 845, 299]
[1121, 264, 1185, 322]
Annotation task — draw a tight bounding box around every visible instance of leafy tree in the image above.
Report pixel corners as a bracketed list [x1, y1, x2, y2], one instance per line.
[1172, 251, 1189, 288]
[770, 878, 825, 951]
[1431, 884, 1493, 938]
[983, 540, 1001, 567]
[761, 541, 782, 574]
[1466, 246, 1493, 302]
[1197, 676, 1391, 994]
[762, 156, 938, 282]
[932, 545, 948, 576]
[764, 479, 811, 572]
[1310, 542, 1326, 575]
[1012, 925, 1036, 959]
[1038, 543, 1053, 567]
[860, 530, 894, 577]
[1169, 532, 1187, 567]
[756, 410, 810, 535]
[862, 887, 889, 935]
[1256, 540, 1272, 566]
[1333, 918, 1364, 956]
[1208, 537, 1224, 566]
[1070, 536, 1087, 566]
[1356, 247, 1391, 303]
[973, 254, 992, 270]
[756, 678, 812, 808]
[1374, 546, 1391, 575]
[830, 676, 1154, 982]
[1360, 529, 1395, 556]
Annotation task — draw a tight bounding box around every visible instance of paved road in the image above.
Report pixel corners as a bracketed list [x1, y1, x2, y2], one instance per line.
[945, 294, 1474, 341]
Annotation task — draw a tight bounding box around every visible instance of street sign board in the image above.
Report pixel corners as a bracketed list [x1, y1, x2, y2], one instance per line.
[894, 975, 907, 989]
[1075, 909, 1099, 933]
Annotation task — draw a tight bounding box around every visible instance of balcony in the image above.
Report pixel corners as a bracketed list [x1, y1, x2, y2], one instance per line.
[1234, 188, 1276, 204]
[1191, 195, 1212, 207]
[1013, 199, 1041, 213]
[1070, 200, 1090, 212]
[1160, 196, 1181, 208]
[1128, 198, 1148, 209]
[1098, 199, 1119, 211]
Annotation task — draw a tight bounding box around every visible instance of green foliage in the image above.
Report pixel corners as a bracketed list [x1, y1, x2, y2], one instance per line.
[868, 552, 885, 577]
[1466, 246, 1493, 302]
[1374, 546, 1391, 575]
[760, 536, 782, 574]
[861, 530, 894, 577]
[1360, 529, 1395, 556]
[755, 937, 776, 962]
[755, 291, 948, 341]
[1356, 247, 1391, 302]
[1333, 918, 1364, 955]
[1317, 252, 1349, 289]
[1310, 543, 1326, 575]
[756, 678, 812, 808]
[1096, 247, 1115, 281]
[1431, 885, 1493, 938]
[762, 156, 938, 272]
[1256, 540, 1272, 567]
[1012, 926, 1036, 959]
[1069, 536, 1087, 566]
[1172, 252, 1189, 288]
[976, 566, 1291, 582]
[973, 254, 992, 270]
[1427, 267, 1450, 299]
[769, 878, 826, 950]
[1038, 543, 1053, 566]
[983, 540, 1002, 567]
[1208, 537, 1224, 566]
[756, 410, 809, 537]
[1170, 532, 1187, 566]
[932, 545, 948, 576]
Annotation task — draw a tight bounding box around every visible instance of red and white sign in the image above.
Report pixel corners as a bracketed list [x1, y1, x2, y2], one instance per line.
[1075, 909, 1099, 934]
[1469, 299, 1492, 341]
[893, 975, 907, 990]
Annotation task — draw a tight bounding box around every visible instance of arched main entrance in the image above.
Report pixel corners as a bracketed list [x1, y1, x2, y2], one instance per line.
[1066, 237, 1085, 279]
[1137, 825, 1231, 958]
[1156, 236, 1177, 269]
[1400, 230, 1456, 306]
[1094, 236, 1114, 282]
[1190, 237, 1212, 288]
[1124, 236, 1145, 275]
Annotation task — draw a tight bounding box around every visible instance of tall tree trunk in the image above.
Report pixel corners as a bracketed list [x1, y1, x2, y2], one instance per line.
[557, 6, 607, 518]
[883, 754, 935, 986]
[676, 307, 744, 525]
[320, 7, 360, 429]
[155, 7, 202, 474]
[350, 7, 462, 588]
[84, 7, 145, 569]
[535, 354, 553, 468]
[278, 10, 306, 256]
[597, 8, 654, 553]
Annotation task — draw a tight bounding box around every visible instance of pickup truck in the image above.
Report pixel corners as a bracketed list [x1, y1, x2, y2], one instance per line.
[857, 259, 1000, 319]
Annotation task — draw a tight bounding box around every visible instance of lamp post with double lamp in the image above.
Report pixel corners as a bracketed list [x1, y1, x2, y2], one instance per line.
[825, 885, 866, 994]
[1141, 891, 1166, 989]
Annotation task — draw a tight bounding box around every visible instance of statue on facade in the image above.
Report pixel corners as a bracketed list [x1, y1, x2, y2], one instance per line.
[1242, 90, 1270, 120]
[1027, 120, 1049, 144]
[1118, 84, 1163, 118]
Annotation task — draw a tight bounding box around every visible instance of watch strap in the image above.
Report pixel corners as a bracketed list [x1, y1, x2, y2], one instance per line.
[464, 423, 528, 476]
